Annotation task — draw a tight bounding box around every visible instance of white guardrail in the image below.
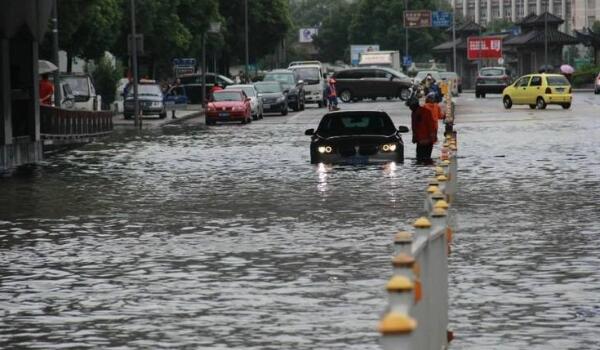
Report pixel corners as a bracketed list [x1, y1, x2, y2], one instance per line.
[378, 89, 458, 350]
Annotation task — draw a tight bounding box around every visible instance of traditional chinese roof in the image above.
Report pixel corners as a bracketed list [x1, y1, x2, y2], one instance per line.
[504, 28, 578, 46]
[519, 12, 564, 29]
[432, 37, 467, 52]
[448, 21, 486, 36]
[574, 28, 600, 47]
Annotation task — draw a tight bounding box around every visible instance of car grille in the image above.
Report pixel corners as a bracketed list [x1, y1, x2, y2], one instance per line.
[358, 145, 378, 156]
[337, 144, 380, 157]
[263, 98, 277, 103]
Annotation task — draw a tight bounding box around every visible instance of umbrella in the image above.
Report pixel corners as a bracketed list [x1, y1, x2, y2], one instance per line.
[38, 60, 57, 74]
[560, 64, 575, 74]
[538, 64, 554, 73]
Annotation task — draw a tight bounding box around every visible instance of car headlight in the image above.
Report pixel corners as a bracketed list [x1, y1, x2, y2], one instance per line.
[382, 144, 397, 152]
[318, 146, 333, 154]
[277, 96, 286, 102]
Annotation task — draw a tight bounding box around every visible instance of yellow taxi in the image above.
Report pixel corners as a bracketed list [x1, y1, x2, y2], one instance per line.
[502, 73, 572, 110]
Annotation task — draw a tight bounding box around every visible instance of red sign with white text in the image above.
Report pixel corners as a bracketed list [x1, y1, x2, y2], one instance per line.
[467, 36, 503, 60]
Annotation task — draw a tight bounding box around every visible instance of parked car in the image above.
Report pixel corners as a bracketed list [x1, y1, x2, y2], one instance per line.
[61, 73, 102, 111]
[263, 69, 305, 111]
[595, 72, 600, 94]
[439, 71, 460, 96]
[179, 73, 234, 104]
[288, 61, 326, 107]
[226, 84, 263, 120]
[254, 81, 288, 116]
[475, 67, 512, 98]
[502, 73, 572, 110]
[206, 89, 252, 125]
[123, 82, 166, 119]
[304, 110, 410, 164]
[332, 67, 412, 102]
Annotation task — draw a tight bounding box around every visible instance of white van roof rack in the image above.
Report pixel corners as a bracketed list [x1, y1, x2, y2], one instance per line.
[288, 61, 322, 68]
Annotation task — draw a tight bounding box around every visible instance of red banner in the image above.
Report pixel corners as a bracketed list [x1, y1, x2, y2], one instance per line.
[467, 36, 503, 60]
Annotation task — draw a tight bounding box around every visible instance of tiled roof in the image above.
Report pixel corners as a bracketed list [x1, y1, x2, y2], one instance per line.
[504, 29, 578, 45]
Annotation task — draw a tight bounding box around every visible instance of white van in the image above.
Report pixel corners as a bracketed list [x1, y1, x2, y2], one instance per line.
[288, 61, 325, 108]
[61, 74, 102, 111]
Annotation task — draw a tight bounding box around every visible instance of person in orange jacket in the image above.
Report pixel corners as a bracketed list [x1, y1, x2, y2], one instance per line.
[407, 97, 438, 165]
[39, 73, 54, 106]
[423, 92, 445, 122]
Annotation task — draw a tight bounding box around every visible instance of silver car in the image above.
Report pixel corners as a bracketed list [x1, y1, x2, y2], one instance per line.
[226, 84, 263, 120]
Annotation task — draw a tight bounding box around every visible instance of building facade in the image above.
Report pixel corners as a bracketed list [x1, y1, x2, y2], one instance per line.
[450, 0, 599, 30]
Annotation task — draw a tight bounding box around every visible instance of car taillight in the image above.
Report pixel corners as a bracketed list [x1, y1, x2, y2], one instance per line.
[545, 87, 552, 94]
[568, 87, 572, 93]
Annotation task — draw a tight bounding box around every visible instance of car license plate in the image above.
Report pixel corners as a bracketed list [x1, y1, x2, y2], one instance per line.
[350, 156, 368, 164]
[219, 112, 229, 117]
[263, 104, 270, 109]
[556, 88, 564, 93]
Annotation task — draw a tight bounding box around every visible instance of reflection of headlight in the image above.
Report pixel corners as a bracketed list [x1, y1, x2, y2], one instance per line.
[277, 96, 286, 102]
[318, 146, 333, 154]
[382, 144, 397, 152]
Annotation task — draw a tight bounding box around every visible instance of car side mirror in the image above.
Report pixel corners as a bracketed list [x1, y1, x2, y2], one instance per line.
[398, 126, 409, 133]
[305, 128, 314, 136]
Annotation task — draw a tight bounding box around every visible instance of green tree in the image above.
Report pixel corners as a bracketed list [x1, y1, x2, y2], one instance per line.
[349, 0, 449, 62]
[592, 20, 600, 33]
[92, 56, 123, 107]
[219, 0, 291, 74]
[312, 2, 357, 63]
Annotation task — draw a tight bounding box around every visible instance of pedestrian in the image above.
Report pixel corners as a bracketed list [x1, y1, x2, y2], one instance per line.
[169, 78, 181, 119]
[209, 82, 223, 101]
[325, 78, 339, 111]
[39, 73, 54, 106]
[407, 97, 438, 165]
[423, 92, 445, 122]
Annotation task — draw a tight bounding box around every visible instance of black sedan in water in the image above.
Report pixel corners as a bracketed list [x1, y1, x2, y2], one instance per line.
[305, 111, 409, 164]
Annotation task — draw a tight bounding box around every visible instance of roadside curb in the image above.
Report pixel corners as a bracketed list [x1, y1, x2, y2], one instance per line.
[163, 110, 205, 126]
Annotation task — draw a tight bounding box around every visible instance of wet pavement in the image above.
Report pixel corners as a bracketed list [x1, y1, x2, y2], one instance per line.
[1, 93, 599, 349]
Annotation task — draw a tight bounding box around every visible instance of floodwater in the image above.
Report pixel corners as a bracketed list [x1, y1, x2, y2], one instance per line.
[1, 95, 599, 349]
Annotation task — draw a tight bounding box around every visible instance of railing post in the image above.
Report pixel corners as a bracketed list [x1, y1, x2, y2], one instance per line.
[379, 312, 417, 350]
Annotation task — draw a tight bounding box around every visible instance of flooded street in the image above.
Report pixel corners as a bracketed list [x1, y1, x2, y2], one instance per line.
[1, 94, 600, 349]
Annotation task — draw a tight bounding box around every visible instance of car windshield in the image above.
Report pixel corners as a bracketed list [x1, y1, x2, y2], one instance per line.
[213, 91, 243, 102]
[318, 113, 396, 136]
[440, 72, 457, 79]
[415, 71, 441, 81]
[291, 67, 320, 83]
[480, 68, 504, 76]
[264, 73, 295, 85]
[228, 86, 256, 97]
[255, 83, 282, 93]
[63, 77, 89, 96]
[546, 76, 570, 86]
[127, 84, 162, 97]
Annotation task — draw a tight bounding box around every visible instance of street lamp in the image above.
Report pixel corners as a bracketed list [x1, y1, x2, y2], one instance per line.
[130, 0, 140, 128]
[245, 0, 249, 81]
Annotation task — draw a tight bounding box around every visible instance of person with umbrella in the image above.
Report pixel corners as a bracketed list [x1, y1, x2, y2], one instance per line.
[560, 64, 575, 83]
[39, 73, 54, 106]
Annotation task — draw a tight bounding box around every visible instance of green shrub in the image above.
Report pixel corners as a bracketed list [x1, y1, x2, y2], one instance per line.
[571, 64, 600, 87]
[92, 57, 123, 108]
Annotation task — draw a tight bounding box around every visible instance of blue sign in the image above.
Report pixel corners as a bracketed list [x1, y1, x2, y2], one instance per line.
[172, 58, 196, 67]
[432, 11, 452, 28]
[403, 55, 413, 66]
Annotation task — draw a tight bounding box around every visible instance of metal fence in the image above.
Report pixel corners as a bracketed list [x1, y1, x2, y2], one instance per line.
[378, 89, 458, 350]
[40, 106, 113, 139]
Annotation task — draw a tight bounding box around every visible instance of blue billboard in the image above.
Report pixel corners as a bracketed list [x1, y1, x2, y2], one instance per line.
[432, 11, 452, 28]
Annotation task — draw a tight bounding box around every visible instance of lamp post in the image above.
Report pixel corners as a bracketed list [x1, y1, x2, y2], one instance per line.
[130, 0, 140, 128]
[544, 10, 548, 69]
[52, 0, 60, 107]
[245, 0, 249, 81]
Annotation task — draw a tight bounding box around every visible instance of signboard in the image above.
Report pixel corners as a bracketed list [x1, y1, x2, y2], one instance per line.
[403, 55, 413, 66]
[467, 36, 503, 60]
[404, 10, 432, 28]
[299, 28, 318, 43]
[172, 58, 196, 77]
[350, 45, 380, 66]
[359, 53, 392, 65]
[127, 34, 144, 54]
[432, 11, 452, 27]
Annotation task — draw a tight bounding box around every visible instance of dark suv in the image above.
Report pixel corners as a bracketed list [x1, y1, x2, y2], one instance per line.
[179, 73, 234, 104]
[263, 69, 305, 111]
[475, 67, 512, 98]
[332, 67, 412, 102]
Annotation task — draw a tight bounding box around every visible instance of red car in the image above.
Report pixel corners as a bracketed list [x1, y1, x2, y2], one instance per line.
[206, 90, 252, 125]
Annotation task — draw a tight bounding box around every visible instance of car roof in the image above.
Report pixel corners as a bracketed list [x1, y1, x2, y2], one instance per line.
[267, 69, 293, 73]
[322, 110, 391, 118]
[288, 64, 321, 69]
[215, 89, 243, 93]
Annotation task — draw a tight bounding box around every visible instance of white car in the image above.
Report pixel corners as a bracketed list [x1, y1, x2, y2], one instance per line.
[595, 73, 600, 95]
[226, 84, 263, 120]
[61, 74, 102, 111]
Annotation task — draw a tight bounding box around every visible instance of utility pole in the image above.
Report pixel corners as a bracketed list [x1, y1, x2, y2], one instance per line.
[404, 0, 409, 69]
[544, 10, 548, 69]
[245, 0, 249, 81]
[452, 2, 457, 73]
[52, 0, 60, 106]
[130, 0, 140, 128]
[202, 33, 206, 108]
